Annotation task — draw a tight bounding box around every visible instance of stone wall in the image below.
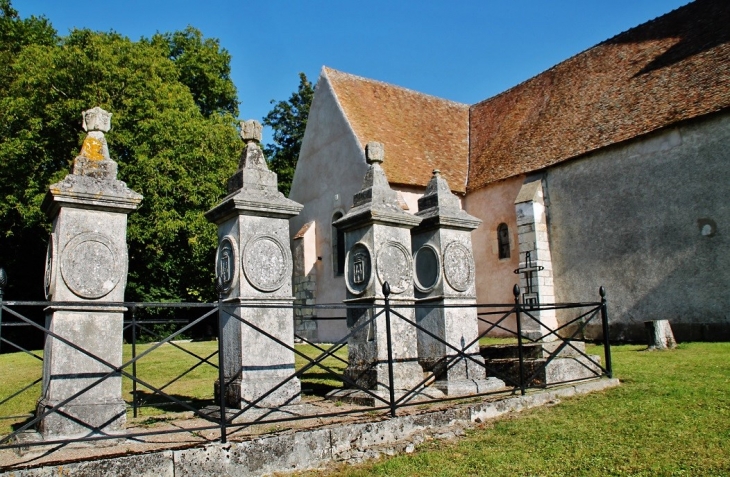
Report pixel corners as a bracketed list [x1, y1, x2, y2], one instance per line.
[546, 111, 730, 342]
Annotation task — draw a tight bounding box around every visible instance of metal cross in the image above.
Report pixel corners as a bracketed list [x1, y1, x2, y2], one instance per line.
[513, 251, 544, 309]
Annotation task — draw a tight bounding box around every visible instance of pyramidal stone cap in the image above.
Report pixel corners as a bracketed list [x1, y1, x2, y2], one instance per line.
[334, 141, 421, 231]
[414, 169, 481, 231]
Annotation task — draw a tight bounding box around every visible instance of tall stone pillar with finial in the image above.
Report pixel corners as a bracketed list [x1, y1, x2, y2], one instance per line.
[39, 107, 142, 439]
[205, 120, 303, 408]
[329, 142, 436, 405]
[411, 170, 504, 395]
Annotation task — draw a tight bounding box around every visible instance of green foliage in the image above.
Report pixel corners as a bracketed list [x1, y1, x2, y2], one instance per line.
[262, 72, 314, 196]
[0, 3, 241, 302]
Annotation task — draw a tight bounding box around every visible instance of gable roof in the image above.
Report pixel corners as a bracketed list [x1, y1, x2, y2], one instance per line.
[468, 0, 730, 191]
[324, 67, 470, 193]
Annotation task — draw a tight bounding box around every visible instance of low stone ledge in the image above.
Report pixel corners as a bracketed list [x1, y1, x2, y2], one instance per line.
[1, 378, 620, 477]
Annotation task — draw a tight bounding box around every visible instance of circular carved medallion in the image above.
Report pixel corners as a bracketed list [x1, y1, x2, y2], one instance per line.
[442, 241, 474, 292]
[61, 232, 121, 299]
[345, 243, 372, 296]
[44, 236, 56, 300]
[376, 241, 412, 294]
[414, 244, 441, 293]
[215, 236, 238, 292]
[242, 235, 290, 292]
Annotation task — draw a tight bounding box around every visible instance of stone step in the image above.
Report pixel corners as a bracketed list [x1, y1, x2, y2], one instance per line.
[480, 340, 587, 360]
[483, 355, 602, 387]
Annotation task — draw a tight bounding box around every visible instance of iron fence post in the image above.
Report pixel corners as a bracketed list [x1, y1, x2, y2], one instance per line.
[600, 286, 613, 378]
[216, 286, 227, 444]
[0, 268, 6, 354]
[131, 305, 138, 418]
[513, 284, 526, 396]
[383, 282, 397, 418]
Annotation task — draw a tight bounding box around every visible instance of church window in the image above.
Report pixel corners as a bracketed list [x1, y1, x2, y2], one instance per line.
[497, 223, 510, 259]
[332, 212, 345, 275]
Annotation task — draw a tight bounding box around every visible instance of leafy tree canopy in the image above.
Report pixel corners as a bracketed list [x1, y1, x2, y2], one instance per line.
[262, 72, 314, 197]
[0, 2, 242, 302]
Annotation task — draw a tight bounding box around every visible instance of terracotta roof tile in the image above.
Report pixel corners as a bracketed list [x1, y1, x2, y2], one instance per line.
[325, 67, 470, 193]
[468, 0, 730, 191]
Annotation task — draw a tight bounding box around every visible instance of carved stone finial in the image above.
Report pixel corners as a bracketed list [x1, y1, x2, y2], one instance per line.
[433, 169, 441, 176]
[82, 107, 112, 133]
[365, 142, 384, 165]
[73, 106, 117, 179]
[241, 120, 262, 144]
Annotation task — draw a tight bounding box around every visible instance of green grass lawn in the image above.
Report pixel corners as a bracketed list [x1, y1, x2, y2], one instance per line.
[314, 342, 730, 477]
[1, 341, 729, 476]
[0, 340, 349, 432]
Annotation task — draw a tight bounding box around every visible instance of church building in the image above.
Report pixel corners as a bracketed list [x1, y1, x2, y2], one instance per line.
[288, 0, 730, 343]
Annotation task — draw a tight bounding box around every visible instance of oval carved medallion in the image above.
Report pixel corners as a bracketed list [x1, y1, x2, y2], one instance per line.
[242, 234, 290, 292]
[442, 241, 474, 292]
[215, 236, 238, 292]
[376, 241, 412, 294]
[61, 232, 121, 299]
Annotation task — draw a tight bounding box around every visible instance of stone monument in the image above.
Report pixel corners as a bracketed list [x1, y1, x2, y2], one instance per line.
[329, 142, 434, 405]
[205, 120, 303, 408]
[39, 107, 142, 438]
[411, 170, 504, 395]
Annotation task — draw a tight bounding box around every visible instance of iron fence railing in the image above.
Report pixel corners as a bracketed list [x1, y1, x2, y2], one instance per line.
[0, 280, 612, 455]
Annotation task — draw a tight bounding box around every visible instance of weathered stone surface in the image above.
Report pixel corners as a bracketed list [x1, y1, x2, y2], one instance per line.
[206, 120, 303, 409]
[37, 107, 141, 440]
[411, 170, 499, 395]
[331, 143, 426, 400]
[645, 319, 677, 349]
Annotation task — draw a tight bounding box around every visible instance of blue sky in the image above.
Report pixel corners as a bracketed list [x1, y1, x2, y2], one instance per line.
[19, 1, 690, 143]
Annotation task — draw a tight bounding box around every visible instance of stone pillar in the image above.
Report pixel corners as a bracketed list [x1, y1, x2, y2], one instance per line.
[205, 120, 303, 409]
[514, 179, 558, 341]
[411, 170, 504, 395]
[329, 142, 430, 404]
[39, 107, 142, 439]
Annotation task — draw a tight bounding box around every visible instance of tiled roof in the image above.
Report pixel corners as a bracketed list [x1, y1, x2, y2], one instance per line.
[325, 67, 470, 193]
[468, 0, 730, 191]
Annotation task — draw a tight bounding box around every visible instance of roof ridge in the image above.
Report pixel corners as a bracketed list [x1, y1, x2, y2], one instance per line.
[323, 66, 470, 109]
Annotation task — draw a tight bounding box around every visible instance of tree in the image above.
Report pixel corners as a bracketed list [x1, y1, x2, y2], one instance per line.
[262, 72, 314, 196]
[0, 5, 242, 303]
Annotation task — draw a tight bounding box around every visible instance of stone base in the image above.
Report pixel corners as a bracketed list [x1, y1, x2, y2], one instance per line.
[431, 377, 506, 396]
[200, 402, 322, 424]
[343, 361, 425, 391]
[325, 386, 446, 407]
[36, 398, 126, 440]
[215, 377, 301, 409]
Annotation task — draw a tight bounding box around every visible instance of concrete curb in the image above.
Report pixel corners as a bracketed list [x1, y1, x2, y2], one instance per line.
[1, 378, 620, 477]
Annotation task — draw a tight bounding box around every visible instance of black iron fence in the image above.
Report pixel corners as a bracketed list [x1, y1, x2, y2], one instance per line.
[0, 281, 612, 454]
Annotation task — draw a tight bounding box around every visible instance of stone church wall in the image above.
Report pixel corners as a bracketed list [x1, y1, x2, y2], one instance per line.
[545, 110, 730, 342]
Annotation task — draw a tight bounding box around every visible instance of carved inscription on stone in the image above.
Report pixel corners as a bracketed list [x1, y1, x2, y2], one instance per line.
[60, 232, 121, 299]
[414, 244, 440, 293]
[44, 237, 56, 300]
[216, 236, 237, 292]
[243, 235, 290, 292]
[376, 241, 412, 294]
[346, 243, 371, 295]
[443, 241, 474, 292]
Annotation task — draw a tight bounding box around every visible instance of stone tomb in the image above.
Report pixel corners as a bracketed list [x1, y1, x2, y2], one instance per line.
[205, 120, 304, 409]
[411, 170, 504, 395]
[328, 142, 443, 405]
[39, 107, 142, 438]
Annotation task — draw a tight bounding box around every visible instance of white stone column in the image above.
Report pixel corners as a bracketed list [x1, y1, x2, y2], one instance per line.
[412, 170, 504, 395]
[328, 142, 434, 405]
[514, 180, 558, 341]
[39, 107, 142, 439]
[206, 120, 303, 409]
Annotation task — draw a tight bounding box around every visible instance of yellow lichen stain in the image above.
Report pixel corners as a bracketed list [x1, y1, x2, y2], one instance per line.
[80, 137, 105, 161]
